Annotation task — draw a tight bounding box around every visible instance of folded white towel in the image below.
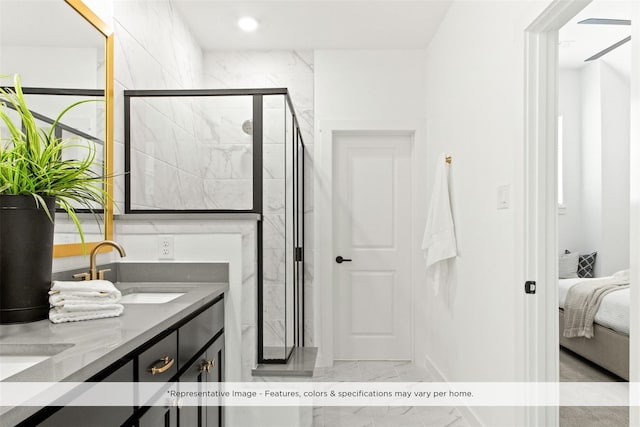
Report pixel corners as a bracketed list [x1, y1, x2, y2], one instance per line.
[49, 280, 122, 307]
[49, 292, 121, 307]
[50, 280, 120, 294]
[422, 152, 458, 295]
[49, 304, 124, 324]
[57, 303, 124, 312]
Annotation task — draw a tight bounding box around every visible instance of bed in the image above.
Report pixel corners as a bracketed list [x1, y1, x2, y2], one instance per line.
[558, 277, 630, 380]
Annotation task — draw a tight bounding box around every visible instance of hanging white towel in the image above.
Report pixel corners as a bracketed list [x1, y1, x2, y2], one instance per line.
[422, 153, 457, 295]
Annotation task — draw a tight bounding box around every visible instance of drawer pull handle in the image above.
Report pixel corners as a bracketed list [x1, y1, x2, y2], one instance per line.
[200, 359, 216, 373]
[148, 356, 175, 375]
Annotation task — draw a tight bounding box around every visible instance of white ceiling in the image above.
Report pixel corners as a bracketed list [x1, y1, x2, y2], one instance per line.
[559, 0, 632, 77]
[0, 0, 104, 48]
[171, 0, 453, 50]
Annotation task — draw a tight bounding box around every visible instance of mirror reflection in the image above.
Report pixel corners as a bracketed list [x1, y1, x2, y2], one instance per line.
[0, 0, 110, 249]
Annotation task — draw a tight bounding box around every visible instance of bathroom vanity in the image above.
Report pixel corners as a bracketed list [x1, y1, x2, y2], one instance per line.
[0, 263, 228, 427]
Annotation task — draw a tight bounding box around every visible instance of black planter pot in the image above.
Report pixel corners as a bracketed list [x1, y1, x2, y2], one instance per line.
[0, 195, 56, 324]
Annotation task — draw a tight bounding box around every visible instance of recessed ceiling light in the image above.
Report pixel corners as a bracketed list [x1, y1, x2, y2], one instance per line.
[238, 17, 258, 32]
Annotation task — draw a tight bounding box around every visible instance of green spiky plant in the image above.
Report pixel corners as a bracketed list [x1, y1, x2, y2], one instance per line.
[0, 74, 107, 248]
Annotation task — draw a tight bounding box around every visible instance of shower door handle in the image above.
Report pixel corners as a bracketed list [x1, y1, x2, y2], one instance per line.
[335, 256, 352, 264]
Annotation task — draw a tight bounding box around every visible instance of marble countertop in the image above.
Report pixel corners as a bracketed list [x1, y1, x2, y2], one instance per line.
[0, 275, 228, 425]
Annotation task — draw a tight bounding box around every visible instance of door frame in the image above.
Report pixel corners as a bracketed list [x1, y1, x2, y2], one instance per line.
[524, 1, 640, 426]
[314, 119, 426, 367]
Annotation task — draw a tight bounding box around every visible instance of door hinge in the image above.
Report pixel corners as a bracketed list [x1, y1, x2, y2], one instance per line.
[295, 247, 303, 262]
[525, 281, 536, 294]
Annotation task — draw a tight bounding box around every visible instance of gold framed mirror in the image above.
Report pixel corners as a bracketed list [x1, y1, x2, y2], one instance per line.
[0, 0, 114, 257]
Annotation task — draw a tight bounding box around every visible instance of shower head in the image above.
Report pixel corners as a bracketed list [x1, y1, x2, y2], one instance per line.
[242, 119, 253, 136]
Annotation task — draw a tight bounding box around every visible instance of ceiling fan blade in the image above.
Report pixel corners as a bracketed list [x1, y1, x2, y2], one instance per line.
[578, 18, 631, 25]
[585, 35, 631, 61]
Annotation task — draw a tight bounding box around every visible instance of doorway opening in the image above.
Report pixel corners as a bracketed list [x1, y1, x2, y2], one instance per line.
[556, 1, 632, 425]
[524, 0, 637, 426]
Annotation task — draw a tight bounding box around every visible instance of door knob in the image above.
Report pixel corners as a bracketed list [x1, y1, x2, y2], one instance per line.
[336, 256, 352, 264]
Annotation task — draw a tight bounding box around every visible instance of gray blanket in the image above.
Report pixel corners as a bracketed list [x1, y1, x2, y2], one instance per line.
[563, 277, 629, 339]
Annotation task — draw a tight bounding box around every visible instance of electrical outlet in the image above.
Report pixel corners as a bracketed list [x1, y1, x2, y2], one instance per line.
[158, 235, 174, 260]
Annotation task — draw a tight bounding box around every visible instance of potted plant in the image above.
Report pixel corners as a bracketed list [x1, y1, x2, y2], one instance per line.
[0, 74, 107, 323]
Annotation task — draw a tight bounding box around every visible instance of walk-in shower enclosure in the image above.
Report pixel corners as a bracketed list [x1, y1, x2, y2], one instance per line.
[124, 89, 304, 363]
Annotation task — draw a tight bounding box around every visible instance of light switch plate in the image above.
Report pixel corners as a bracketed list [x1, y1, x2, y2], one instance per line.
[497, 184, 510, 210]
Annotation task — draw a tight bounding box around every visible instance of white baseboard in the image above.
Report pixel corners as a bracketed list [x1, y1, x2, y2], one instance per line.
[423, 354, 484, 427]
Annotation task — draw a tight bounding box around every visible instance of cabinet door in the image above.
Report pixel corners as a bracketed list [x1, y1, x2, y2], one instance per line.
[138, 405, 176, 427]
[204, 334, 224, 427]
[179, 355, 209, 427]
[178, 300, 224, 369]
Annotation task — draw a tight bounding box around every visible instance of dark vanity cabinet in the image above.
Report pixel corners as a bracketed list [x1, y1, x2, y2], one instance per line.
[136, 330, 180, 427]
[36, 360, 135, 427]
[22, 295, 225, 427]
[203, 336, 224, 427]
[178, 333, 224, 427]
[137, 401, 177, 427]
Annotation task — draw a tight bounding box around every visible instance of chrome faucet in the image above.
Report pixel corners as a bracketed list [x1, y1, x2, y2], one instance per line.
[74, 240, 127, 281]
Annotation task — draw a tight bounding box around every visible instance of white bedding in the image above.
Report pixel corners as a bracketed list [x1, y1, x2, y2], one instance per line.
[559, 278, 630, 335]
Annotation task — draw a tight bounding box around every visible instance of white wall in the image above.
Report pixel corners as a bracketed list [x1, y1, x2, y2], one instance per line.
[579, 63, 603, 265]
[83, 0, 113, 28]
[558, 61, 630, 277]
[313, 49, 428, 366]
[559, 62, 630, 277]
[558, 69, 583, 252]
[599, 61, 630, 275]
[424, 1, 548, 426]
[315, 50, 427, 121]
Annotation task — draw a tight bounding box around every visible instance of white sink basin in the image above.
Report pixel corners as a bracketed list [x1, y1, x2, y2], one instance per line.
[0, 344, 73, 381]
[0, 355, 50, 381]
[120, 292, 185, 304]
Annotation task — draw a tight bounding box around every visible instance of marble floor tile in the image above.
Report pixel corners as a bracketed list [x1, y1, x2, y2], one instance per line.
[322, 407, 375, 427]
[350, 406, 391, 418]
[372, 414, 425, 427]
[394, 363, 437, 382]
[309, 361, 469, 427]
[359, 368, 399, 382]
[357, 360, 404, 375]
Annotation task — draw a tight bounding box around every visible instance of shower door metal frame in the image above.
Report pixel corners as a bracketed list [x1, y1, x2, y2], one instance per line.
[123, 88, 305, 364]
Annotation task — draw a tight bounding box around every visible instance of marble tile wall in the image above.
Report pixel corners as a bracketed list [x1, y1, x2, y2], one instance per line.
[115, 1, 260, 212]
[112, 0, 204, 211]
[127, 95, 254, 210]
[101, 1, 314, 377]
[110, 0, 259, 379]
[203, 51, 315, 349]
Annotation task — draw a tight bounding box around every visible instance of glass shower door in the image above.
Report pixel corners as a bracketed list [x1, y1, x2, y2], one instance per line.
[260, 94, 303, 362]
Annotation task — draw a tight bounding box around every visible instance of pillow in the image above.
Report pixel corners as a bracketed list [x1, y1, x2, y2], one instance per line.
[559, 251, 579, 279]
[577, 252, 597, 278]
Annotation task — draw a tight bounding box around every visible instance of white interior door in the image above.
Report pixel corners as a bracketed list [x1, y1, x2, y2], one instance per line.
[333, 132, 412, 360]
